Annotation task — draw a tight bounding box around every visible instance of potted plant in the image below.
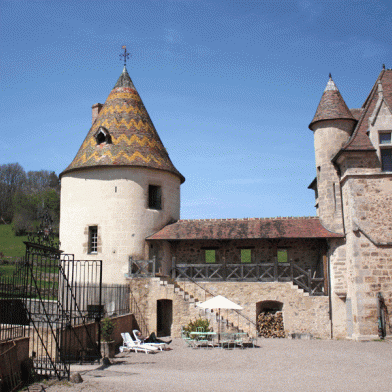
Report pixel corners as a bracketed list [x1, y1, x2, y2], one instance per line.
[100, 317, 116, 358]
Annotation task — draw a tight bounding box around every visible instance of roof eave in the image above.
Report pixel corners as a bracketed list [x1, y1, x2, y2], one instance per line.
[332, 148, 377, 164]
[60, 163, 186, 183]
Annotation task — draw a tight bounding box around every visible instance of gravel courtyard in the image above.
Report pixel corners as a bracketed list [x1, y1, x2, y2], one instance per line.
[36, 338, 392, 392]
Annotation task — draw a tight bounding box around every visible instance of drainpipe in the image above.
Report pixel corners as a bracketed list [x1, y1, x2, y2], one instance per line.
[327, 247, 333, 339]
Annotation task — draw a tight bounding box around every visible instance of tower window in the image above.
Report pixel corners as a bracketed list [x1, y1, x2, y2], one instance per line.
[148, 185, 162, 210]
[381, 149, 392, 172]
[88, 226, 98, 254]
[379, 132, 391, 144]
[379, 132, 392, 171]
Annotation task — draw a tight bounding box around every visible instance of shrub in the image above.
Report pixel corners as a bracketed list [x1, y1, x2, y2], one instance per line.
[183, 317, 211, 337]
[101, 317, 116, 342]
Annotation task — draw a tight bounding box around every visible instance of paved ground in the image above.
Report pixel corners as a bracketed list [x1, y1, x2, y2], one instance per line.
[29, 338, 392, 392]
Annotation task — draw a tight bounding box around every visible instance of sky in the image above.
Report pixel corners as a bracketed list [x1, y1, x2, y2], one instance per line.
[1, 0, 392, 220]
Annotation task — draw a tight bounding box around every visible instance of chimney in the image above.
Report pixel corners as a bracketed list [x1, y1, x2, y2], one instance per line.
[92, 103, 103, 124]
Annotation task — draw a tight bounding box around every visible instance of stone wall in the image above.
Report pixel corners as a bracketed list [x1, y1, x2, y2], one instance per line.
[129, 277, 331, 339]
[338, 168, 392, 338]
[312, 119, 355, 234]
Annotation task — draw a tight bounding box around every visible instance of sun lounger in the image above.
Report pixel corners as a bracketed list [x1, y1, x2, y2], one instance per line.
[132, 330, 166, 351]
[120, 332, 159, 354]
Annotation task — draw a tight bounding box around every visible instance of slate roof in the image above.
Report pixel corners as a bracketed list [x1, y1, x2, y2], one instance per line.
[309, 76, 356, 130]
[337, 69, 392, 154]
[146, 217, 343, 241]
[61, 67, 185, 182]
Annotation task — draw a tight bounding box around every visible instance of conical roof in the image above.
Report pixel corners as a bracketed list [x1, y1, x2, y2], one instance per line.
[61, 67, 185, 183]
[309, 75, 355, 130]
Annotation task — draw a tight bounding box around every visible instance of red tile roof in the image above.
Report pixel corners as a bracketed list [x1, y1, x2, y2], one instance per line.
[146, 217, 343, 240]
[338, 69, 392, 153]
[350, 108, 363, 121]
[61, 67, 185, 182]
[309, 76, 356, 130]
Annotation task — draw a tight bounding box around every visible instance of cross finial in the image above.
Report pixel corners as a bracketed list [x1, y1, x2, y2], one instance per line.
[329, 73, 332, 79]
[120, 45, 130, 67]
[383, 64, 386, 70]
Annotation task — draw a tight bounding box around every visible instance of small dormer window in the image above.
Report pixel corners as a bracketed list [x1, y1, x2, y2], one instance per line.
[95, 127, 111, 145]
[379, 132, 392, 171]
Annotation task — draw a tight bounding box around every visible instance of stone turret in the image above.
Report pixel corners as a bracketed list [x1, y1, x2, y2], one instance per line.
[309, 75, 357, 233]
[60, 67, 184, 283]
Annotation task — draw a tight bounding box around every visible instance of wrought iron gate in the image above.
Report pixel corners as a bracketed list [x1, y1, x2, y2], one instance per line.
[0, 212, 103, 380]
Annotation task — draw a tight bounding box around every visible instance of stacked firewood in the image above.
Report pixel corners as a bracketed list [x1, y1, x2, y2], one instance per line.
[257, 311, 285, 338]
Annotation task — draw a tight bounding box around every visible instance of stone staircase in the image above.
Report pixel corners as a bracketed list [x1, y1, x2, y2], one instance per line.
[129, 274, 330, 339]
[157, 276, 253, 337]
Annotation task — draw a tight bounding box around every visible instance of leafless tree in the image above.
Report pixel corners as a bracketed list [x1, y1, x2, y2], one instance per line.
[0, 163, 26, 222]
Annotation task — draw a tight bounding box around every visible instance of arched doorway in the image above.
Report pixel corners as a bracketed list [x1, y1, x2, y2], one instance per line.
[157, 299, 172, 337]
[256, 300, 285, 338]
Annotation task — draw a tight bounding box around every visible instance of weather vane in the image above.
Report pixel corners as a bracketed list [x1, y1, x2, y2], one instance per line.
[120, 45, 130, 66]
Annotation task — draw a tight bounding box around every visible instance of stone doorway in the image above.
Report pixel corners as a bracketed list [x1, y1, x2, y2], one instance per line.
[256, 300, 285, 338]
[157, 299, 172, 337]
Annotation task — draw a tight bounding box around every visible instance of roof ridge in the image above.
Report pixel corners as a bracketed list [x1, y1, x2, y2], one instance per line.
[178, 216, 318, 222]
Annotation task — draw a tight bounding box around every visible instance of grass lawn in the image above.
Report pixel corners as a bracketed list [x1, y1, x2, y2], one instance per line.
[0, 224, 28, 258]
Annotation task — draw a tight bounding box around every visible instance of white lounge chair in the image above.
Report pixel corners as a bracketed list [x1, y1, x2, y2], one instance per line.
[133, 330, 166, 351]
[120, 332, 159, 354]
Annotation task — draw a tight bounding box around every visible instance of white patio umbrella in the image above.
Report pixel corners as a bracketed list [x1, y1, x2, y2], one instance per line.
[197, 295, 243, 342]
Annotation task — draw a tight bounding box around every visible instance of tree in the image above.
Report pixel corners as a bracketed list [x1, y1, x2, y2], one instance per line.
[0, 163, 26, 222]
[26, 170, 60, 194]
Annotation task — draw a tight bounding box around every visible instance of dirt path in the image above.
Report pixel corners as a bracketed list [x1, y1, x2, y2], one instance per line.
[31, 338, 392, 392]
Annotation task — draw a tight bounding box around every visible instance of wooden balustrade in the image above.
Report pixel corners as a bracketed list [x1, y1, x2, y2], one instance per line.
[174, 260, 325, 296]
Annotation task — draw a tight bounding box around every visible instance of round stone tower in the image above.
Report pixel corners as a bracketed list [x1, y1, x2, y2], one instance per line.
[59, 67, 185, 283]
[309, 75, 356, 233]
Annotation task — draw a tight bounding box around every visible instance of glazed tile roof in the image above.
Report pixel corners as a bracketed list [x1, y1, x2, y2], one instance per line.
[309, 76, 356, 130]
[337, 69, 392, 153]
[146, 217, 343, 241]
[61, 67, 185, 182]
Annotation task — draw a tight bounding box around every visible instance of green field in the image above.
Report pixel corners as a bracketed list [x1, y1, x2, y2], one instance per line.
[0, 224, 28, 258]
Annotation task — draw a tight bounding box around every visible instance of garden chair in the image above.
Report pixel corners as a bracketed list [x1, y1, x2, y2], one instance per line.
[194, 327, 211, 348]
[120, 333, 159, 354]
[181, 327, 196, 348]
[133, 330, 165, 351]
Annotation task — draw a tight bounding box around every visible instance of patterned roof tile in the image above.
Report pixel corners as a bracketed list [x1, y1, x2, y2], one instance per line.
[60, 67, 185, 182]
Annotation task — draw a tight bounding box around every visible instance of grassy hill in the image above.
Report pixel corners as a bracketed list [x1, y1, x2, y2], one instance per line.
[0, 224, 28, 259]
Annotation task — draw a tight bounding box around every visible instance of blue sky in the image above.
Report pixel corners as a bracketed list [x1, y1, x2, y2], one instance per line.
[1, 0, 391, 219]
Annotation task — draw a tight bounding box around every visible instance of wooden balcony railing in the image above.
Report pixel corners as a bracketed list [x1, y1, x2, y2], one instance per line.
[173, 261, 326, 296]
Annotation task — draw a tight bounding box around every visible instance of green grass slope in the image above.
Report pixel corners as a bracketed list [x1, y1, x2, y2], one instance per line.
[0, 224, 28, 258]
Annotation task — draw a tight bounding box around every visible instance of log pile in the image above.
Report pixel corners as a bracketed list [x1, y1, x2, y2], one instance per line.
[257, 311, 285, 338]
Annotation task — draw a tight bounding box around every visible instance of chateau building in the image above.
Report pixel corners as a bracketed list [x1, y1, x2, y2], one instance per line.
[60, 66, 392, 340]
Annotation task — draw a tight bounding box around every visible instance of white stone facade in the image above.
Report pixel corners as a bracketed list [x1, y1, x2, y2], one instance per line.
[60, 166, 180, 283]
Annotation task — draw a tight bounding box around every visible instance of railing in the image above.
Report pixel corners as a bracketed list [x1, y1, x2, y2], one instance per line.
[173, 260, 326, 296]
[128, 256, 157, 277]
[171, 267, 258, 338]
[0, 259, 29, 342]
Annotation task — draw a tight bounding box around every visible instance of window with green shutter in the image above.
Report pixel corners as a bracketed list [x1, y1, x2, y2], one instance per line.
[241, 249, 251, 263]
[205, 250, 216, 263]
[277, 249, 288, 263]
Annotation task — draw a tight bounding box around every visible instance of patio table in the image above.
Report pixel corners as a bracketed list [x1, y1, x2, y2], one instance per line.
[219, 332, 247, 349]
[189, 331, 216, 348]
